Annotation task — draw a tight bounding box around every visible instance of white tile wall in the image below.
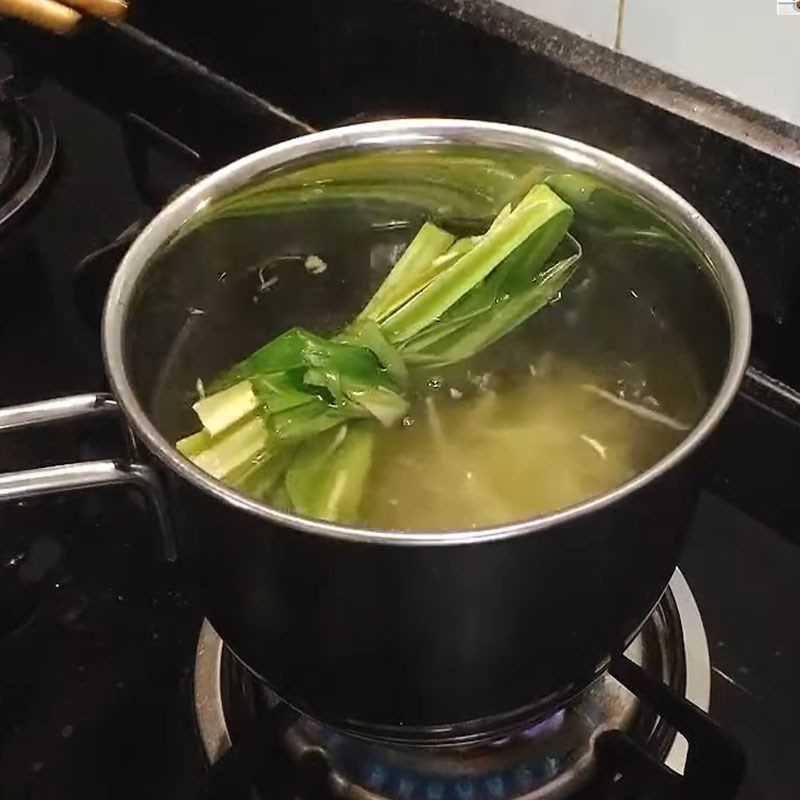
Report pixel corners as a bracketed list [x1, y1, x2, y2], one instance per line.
[498, 0, 800, 127]
[496, 0, 619, 47]
[621, 0, 800, 127]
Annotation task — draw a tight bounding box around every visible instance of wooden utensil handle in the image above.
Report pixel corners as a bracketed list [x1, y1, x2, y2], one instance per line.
[0, 0, 81, 34]
[0, 0, 127, 33]
[62, 0, 125, 19]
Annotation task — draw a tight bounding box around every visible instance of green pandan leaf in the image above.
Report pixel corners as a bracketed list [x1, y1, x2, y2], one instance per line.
[380, 185, 573, 343]
[175, 179, 583, 524]
[285, 422, 375, 523]
[357, 222, 455, 324]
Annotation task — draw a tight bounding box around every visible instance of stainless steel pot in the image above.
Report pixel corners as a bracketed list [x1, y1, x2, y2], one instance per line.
[0, 120, 750, 745]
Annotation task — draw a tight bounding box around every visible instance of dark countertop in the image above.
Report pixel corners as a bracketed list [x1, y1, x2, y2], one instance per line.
[423, 0, 800, 169]
[682, 492, 800, 800]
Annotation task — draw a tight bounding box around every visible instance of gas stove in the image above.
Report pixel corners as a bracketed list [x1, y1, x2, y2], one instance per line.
[192, 571, 734, 800]
[0, 2, 798, 799]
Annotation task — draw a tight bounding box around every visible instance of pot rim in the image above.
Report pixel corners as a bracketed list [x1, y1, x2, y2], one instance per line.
[102, 118, 751, 546]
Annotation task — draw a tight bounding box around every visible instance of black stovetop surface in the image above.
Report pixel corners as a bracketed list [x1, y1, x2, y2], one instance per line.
[0, 3, 798, 798]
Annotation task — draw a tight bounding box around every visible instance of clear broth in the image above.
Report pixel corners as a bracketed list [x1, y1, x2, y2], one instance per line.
[363, 358, 702, 530]
[139, 149, 724, 533]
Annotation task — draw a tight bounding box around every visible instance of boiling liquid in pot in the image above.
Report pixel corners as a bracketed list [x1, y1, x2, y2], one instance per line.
[142, 152, 722, 532]
[363, 359, 700, 531]
[360, 249, 706, 531]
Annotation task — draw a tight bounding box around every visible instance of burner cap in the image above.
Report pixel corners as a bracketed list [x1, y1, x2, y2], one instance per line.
[0, 88, 55, 235]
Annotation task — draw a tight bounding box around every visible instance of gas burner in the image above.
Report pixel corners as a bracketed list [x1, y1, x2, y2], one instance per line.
[0, 86, 55, 235]
[193, 571, 711, 800]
